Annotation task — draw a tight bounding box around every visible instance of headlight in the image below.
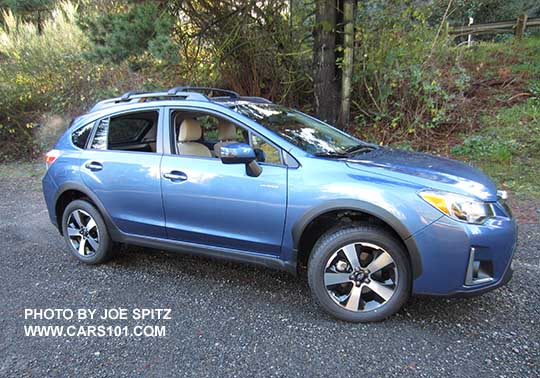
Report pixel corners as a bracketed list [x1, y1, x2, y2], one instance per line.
[419, 190, 493, 224]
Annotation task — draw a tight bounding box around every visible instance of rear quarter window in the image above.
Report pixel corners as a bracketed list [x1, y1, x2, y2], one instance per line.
[71, 122, 94, 149]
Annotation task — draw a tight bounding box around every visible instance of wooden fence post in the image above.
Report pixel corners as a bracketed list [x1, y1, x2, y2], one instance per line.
[442, 21, 449, 40]
[467, 17, 474, 47]
[516, 14, 528, 40]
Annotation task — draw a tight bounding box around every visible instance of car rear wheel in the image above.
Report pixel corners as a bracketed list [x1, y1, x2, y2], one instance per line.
[308, 223, 411, 322]
[61, 200, 112, 264]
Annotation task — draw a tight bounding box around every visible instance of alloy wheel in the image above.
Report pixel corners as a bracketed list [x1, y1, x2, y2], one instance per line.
[324, 242, 398, 312]
[66, 209, 100, 257]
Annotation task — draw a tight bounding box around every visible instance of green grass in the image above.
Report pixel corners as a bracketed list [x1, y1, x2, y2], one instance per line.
[452, 99, 540, 196]
[462, 36, 540, 78]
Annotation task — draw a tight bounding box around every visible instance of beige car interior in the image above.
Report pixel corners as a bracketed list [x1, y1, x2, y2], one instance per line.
[176, 118, 212, 157]
[214, 121, 239, 157]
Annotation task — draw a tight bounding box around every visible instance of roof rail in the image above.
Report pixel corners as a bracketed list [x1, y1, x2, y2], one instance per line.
[90, 91, 209, 112]
[89, 87, 272, 113]
[167, 86, 240, 99]
[119, 90, 209, 103]
[238, 96, 273, 104]
[120, 90, 153, 101]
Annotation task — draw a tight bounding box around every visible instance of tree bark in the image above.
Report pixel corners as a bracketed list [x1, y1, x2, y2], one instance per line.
[338, 0, 355, 130]
[313, 0, 339, 125]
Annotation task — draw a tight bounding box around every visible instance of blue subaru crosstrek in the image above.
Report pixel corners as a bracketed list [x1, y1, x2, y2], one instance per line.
[42, 86, 517, 322]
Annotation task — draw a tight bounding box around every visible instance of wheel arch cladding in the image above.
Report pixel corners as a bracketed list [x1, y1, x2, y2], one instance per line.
[292, 200, 422, 279]
[54, 183, 119, 238]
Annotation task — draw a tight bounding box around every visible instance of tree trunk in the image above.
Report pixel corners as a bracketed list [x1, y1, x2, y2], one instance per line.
[313, 0, 339, 125]
[37, 10, 43, 34]
[338, 0, 355, 130]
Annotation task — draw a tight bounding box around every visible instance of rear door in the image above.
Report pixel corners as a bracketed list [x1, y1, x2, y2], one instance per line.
[79, 108, 166, 238]
[160, 107, 287, 255]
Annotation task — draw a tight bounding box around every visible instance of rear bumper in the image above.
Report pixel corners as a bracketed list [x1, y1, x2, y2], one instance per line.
[42, 172, 59, 228]
[410, 213, 517, 296]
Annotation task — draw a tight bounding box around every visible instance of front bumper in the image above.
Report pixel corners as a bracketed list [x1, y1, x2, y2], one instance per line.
[410, 208, 517, 297]
[431, 261, 513, 298]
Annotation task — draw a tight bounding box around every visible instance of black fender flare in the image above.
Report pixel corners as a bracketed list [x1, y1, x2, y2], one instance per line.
[54, 182, 122, 240]
[291, 199, 422, 278]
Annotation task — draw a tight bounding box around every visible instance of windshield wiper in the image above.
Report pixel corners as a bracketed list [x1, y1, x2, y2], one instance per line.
[313, 152, 349, 159]
[345, 145, 377, 155]
[314, 146, 376, 159]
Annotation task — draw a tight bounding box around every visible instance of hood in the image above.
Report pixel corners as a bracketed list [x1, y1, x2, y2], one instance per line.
[346, 148, 498, 201]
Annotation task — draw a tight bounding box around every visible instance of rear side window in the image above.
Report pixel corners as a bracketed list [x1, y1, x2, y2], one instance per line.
[90, 111, 158, 153]
[71, 122, 94, 149]
[108, 118, 153, 145]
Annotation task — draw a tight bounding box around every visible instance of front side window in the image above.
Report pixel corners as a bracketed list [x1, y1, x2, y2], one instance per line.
[251, 133, 281, 165]
[90, 111, 158, 153]
[197, 115, 245, 142]
[234, 104, 371, 156]
[171, 110, 283, 164]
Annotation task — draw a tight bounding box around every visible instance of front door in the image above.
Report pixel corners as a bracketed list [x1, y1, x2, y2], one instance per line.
[160, 109, 287, 255]
[161, 156, 287, 255]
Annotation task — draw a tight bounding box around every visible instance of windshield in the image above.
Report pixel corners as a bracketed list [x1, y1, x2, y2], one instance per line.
[233, 103, 370, 156]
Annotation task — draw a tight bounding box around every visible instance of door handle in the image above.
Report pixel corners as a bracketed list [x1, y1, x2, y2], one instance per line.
[85, 161, 103, 171]
[163, 171, 188, 182]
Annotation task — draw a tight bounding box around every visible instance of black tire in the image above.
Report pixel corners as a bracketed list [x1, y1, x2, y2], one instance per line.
[308, 223, 411, 322]
[61, 199, 113, 264]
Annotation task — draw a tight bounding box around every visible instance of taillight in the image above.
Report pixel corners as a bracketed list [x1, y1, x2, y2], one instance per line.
[45, 149, 60, 168]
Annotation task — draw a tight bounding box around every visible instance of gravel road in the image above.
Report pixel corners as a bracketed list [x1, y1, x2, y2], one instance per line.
[0, 164, 539, 377]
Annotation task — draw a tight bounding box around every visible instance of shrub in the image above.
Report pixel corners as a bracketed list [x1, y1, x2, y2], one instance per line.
[0, 1, 154, 159]
[164, 1, 312, 104]
[352, 2, 463, 148]
[0, 2, 90, 158]
[81, 2, 178, 67]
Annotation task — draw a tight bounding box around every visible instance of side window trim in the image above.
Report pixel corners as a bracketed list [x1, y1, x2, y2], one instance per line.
[83, 121, 98, 149]
[87, 118, 107, 150]
[89, 117, 110, 150]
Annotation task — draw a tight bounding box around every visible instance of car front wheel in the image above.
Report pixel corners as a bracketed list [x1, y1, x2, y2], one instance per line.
[308, 223, 411, 322]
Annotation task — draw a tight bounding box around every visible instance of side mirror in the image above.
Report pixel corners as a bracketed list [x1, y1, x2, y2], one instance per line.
[253, 148, 266, 163]
[220, 143, 256, 165]
[220, 143, 262, 177]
